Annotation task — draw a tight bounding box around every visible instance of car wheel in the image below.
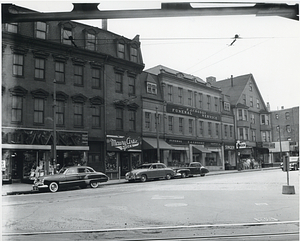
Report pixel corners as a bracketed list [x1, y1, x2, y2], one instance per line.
[181, 172, 187, 178]
[49, 182, 59, 193]
[165, 174, 172, 180]
[90, 181, 99, 188]
[140, 175, 147, 182]
[200, 174, 205, 177]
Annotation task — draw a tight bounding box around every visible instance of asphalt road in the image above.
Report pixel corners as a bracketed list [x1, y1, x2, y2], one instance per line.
[2, 169, 299, 240]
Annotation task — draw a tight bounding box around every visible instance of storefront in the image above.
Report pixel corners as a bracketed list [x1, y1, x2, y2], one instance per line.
[106, 134, 142, 179]
[2, 128, 89, 183]
[224, 143, 236, 170]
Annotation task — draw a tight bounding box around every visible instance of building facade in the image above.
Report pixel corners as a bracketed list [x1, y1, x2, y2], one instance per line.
[214, 74, 273, 169]
[142, 66, 235, 171]
[269, 106, 299, 164]
[2, 5, 144, 182]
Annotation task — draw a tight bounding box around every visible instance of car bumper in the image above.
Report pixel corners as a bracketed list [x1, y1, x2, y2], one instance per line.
[32, 184, 48, 191]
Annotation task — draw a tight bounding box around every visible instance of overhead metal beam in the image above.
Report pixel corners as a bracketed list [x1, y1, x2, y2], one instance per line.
[2, 2, 299, 23]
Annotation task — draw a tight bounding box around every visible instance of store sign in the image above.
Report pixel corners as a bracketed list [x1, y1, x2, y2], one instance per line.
[225, 145, 235, 150]
[106, 135, 141, 151]
[167, 139, 204, 145]
[166, 103, 221, 121]
[236, 141, 247, 149]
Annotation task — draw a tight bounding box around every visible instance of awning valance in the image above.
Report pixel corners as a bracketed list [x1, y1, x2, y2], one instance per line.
[192, 145, 211, 153]
[143, 138, 175, 150]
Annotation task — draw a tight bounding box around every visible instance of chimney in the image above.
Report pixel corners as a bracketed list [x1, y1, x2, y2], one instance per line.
[267, 102, 270, 111]
[206, 76, 216, 85]
[231, 75, 234, 87]
[102, 19, 107, 30]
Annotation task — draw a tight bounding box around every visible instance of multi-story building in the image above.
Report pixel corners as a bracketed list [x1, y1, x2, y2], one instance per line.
[269, 106, 299, 163]
[142, 65, 235, 171]
[214, 74, 273, 168]
[2, 4, 144, 182]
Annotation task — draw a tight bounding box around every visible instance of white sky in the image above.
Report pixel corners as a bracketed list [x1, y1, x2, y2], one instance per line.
[6, 1, 300, 111]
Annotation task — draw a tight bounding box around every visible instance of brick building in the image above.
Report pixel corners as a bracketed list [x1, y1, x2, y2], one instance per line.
[2, 5, 144, 182]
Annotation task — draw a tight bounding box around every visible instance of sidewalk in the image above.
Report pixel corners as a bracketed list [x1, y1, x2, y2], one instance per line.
[1, 168, 278, 196]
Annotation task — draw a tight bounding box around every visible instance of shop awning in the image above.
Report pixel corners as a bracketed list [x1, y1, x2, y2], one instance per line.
[192, 145, 211, 153]
[143, 138, 175, 150]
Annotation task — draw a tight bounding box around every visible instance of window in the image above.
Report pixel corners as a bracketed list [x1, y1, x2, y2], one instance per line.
[34, 98, 44, 124]
[147, 82, 157, 94]
[116, 108, 123, 130]
[129, 110, 136, 131]
[86, 33, 96, 51]
[230, 126, 233, 138]
[194, 92, 197, 107]
[189, 119, 193, 134]
[214, 97, 218, 111]
[178, 88, 183, 104]
[286, 125, 291, 133]
[251, 114, 255, 124]
[199, 121, 203, 136]
[145, 112, 151, 130]
[207, 95, 211, 110]
[179, 118, 183, 133]
[13, 54, 24, 76]
[55, 62, 65, 83]
[11, 95, 23, 123]
[275, 114, 279, 119]
[242, 94, 246, 105]
[244, 110, 248, 121]
[199, 93, 203, 109]
[261, 114, 269, 125]
[216, 123, 219, 137]
[74, 65, 83, 86]
[250, 96, 253, 107]
[167, 85, 173, 102]
[128, 77, 135, 95]
[285, 112, 290, 120]
[56, 100, 65, 125]
[92, 106, 101, 128]
[118, 42, 125, 59]
[245, 128, 249, 140]
[208, 122, 212, 136]
[62, 28, 72, 45]
[34, 58, 45, 80]
[115, 73, 123, 93]
[35, 22, 47, 39]
[256, 99, 260, 109]
[249, 81, 253, 91]
[74, 103, 83, 127]
[188, 90, 192, 106]
[238, 109, 243, 120]
[91, 68, 101, 88]
[224, 125, 228, 138]
[239, 128, 244, 140]
[224, 102, 230, 111]
[261, 131, 266, 142]
[251, 130, 256, 141]
[168, 116, 173, 132]
[6, 23, 18, 33]
[130, 47, 138, 62]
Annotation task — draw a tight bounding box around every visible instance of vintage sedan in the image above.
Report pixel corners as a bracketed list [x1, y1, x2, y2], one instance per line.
[33, 166, 108, 193]
[125, 163, 175, 182]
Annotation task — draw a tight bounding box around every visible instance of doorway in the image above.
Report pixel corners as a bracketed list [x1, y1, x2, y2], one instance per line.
[120, 152, 130, 176]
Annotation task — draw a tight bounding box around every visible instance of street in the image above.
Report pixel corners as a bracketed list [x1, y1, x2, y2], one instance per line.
[2, 169, 299, 240]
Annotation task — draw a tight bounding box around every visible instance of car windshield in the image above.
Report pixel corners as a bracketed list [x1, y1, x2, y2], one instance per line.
[58, 167, 68, 174]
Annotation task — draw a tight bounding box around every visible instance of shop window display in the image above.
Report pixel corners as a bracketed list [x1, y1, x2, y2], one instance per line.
[106, 152, 117, 171]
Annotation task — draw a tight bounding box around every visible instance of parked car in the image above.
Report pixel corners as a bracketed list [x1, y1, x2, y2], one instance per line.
[125, 163, 175, 182]
[33, 166, 109, 193]
[280, 157, 299, 171]
[173, 162, 209, 178]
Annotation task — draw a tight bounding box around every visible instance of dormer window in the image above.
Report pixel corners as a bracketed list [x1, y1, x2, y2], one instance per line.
[147, 82, 157, 95]
[35, 22, 47, 39]
[6, 23, 18, 33]
[130, 46, 138, 62]
[117, 42, 125, 59]
[62, 28, 72, 45]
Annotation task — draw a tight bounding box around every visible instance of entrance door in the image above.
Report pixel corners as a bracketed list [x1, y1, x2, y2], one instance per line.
[11, 151, 22, 179]
[120, 152, 130, 176]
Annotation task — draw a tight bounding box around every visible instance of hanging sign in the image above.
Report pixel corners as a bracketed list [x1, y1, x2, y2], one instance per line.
[106, 134, 141, 151]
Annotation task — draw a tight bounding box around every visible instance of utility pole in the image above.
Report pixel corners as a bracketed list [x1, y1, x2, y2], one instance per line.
[53, 79, 57, 171]
[156, 107, 160, 163]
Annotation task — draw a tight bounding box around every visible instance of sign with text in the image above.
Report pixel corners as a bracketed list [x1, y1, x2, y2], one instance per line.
[166, 103, 221, 121]
[106, 134, 141, 151]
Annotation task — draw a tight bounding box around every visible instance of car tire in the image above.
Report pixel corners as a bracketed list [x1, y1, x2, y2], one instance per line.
[49, 182, 59, 193]
[181, 172, 187, 178]
[165, 174, 172, 180]
[140, 175, 147, 182]
[90, 181, 99, 188]
[200, 174, 205, 177]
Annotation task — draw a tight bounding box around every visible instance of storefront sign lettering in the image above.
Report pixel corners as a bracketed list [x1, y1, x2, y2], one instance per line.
[107, 136, 141, 151]
[166, 103, 221, 121]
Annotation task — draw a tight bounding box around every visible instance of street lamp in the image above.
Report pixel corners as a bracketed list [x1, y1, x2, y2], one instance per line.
[52, 79, 57, 170]
[156, 107, 160, 163]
